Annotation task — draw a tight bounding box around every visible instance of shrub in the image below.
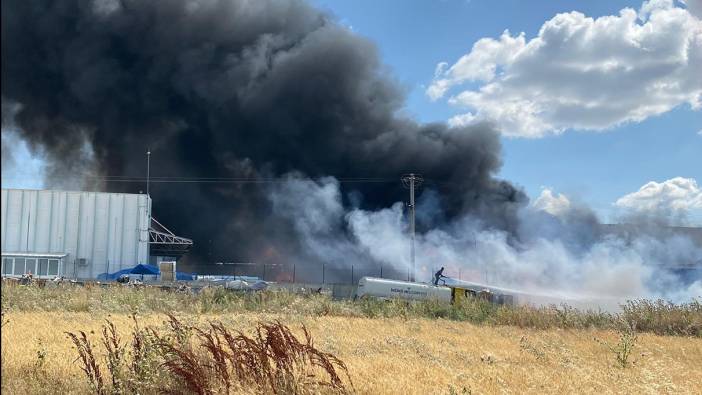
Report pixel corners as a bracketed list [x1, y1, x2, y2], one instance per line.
[620, 299, 702, 337]
[595, 320, 638, 368]
[5, 282, 701, 337]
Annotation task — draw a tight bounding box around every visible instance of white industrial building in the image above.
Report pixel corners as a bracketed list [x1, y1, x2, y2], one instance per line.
[1, 188, 192, 279]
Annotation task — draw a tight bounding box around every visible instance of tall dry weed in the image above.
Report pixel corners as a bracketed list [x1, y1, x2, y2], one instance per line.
[101, 319, 126, 392]
[66, 331, 105, 394]
[65, 314, 353, 394]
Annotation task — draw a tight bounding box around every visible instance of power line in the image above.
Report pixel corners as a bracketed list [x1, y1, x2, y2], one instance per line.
[2, 171, 455, 189]
[0, 175, 400, 184]
[2, 171, 461, 188]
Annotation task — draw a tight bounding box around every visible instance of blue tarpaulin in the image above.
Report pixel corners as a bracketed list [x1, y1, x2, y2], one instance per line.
[176, 271, 195, 281]
[96, 268, 133, 281]
[97, 264, 195, 281]
[130, 264, 159, 275]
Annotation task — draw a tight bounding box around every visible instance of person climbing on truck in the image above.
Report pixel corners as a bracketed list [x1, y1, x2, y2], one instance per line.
[434, 267, 446, 286]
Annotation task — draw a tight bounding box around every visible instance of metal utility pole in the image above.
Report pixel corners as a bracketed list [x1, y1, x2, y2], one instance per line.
[146, 149, 151, 196]
[401, 173, 423, 282]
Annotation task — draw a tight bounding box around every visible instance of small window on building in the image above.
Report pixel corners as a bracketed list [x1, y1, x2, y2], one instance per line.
[48, 259, 59, 276]
[2, 258, 13, 275]
[39, 259, 49, 276]
[25, 258, 37, 275]
[13, 258, 26, 275]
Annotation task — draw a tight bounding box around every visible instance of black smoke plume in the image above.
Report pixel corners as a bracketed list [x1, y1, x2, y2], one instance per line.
[2, 0, 524, 276]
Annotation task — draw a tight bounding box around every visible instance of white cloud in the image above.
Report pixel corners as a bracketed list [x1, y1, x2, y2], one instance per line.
[531, 188, 572, 216]
[429, 0, 702, 137]
[446, 112, 476, 127]
[615, 177, 702, 214]
[682, 0, 702, 19]
[433, 61, 449, 78]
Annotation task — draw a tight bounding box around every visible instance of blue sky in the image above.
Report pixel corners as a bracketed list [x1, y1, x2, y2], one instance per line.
[312, 0, 702, 223]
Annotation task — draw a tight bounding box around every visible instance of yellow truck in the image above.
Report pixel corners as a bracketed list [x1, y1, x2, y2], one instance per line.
[450, 284, 515, 305]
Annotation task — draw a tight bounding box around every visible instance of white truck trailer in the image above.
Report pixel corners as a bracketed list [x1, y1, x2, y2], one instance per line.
[356, 277, 452, 302]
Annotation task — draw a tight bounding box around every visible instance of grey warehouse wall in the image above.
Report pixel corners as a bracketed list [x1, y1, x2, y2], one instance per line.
[1, 189, 151, 279]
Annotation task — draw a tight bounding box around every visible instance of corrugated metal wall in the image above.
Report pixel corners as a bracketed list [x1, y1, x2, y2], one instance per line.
[1, 189, 151, 278]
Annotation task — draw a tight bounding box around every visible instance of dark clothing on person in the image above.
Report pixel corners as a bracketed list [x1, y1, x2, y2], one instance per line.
[434, 268, 445, 286]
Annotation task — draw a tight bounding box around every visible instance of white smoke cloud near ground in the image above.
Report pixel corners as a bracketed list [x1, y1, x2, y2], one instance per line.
[268, 174, 366, 264]
[269, 175, 702, 308]
[428, 0, 702, 137]
[1, 129, 46, 190]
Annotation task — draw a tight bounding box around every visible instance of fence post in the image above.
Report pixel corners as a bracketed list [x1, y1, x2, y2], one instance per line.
[351, 265, 354, 285]
[380, 264, 383, 278]
[262, 264, 266, 281]
[293, 264, 296, 283]
[322, 263, 325, 284]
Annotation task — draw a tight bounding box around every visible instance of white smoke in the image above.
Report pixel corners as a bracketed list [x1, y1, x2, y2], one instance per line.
[268, 174, 702, 305]
[1, 129, 46, 190]
[2, 99, 99, 191]
[267, 174, 372, 277]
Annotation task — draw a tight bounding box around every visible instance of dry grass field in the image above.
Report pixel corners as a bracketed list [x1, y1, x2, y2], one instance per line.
[2, 284, 702, 395]
[2, 310, 702, 394]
